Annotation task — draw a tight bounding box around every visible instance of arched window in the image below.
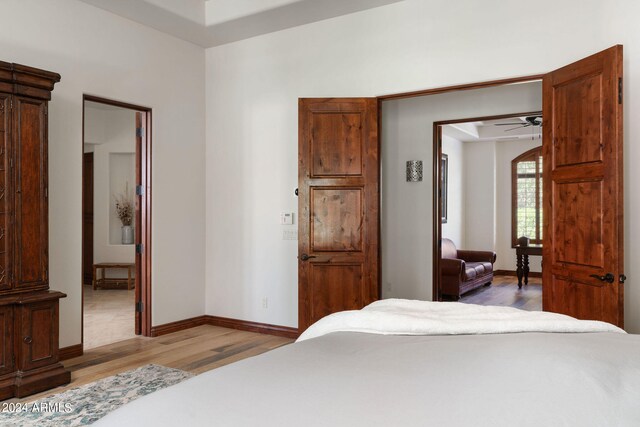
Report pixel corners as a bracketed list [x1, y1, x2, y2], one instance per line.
[512, 146, 543, 246]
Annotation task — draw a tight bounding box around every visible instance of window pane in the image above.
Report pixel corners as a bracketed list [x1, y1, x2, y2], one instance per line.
[513, 149, 543, 243]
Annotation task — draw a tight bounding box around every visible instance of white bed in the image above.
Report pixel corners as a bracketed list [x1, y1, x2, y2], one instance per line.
[95, 300, 640, 427]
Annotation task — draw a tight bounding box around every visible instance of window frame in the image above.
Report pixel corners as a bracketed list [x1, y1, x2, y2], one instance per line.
[511, 146, 543, 247]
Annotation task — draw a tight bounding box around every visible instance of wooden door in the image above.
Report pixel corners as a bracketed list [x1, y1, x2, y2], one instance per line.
[298, 98, 379, 332]
[134, 112, 143, 335]
[12, 96, 48, 291]
[542, 45, 624, 327]
[82, 153, 94, 285]
[0, 95, 10, 292]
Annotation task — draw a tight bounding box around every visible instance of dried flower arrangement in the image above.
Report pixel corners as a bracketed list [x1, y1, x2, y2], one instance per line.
[114, 184, 134, 227]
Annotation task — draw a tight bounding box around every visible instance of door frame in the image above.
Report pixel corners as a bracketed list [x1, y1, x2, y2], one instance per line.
[431, 110, 543, 301]
[81, 94, 153, 345]
[375, 74, 545, 303]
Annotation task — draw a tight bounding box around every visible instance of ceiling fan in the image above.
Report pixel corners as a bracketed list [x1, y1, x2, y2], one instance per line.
[494, 115, 543, 132]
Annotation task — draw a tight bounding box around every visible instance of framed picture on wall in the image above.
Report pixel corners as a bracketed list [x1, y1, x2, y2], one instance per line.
[441, 153, 448, 224]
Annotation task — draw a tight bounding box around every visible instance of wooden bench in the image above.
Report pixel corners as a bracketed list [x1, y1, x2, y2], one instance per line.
[93, 263, 135, 290]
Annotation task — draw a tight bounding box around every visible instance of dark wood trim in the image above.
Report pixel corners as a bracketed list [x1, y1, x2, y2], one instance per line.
[494, 269, 542, 278]
[59, 344, 83, 361]
[81, 95, 153, 349]
[432, 110, 542, 301]
[83, 94, 152, 112]
[141, 111, 152, 337]
[378, 75, 544, 101]
[150, 316, 209, 337]
[150, 315, 300, 339]
[432, 125, 443, 302]
[206, 315, 300, 339]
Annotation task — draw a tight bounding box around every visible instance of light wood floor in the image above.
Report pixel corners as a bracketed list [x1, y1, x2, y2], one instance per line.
[12, 325, 292, 403]
[460, 274, 542, 311]
[83, 285, 136, 350]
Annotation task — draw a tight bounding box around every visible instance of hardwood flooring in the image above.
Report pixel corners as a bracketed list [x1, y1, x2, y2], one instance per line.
[460, 274, 542, 311]
[11, 325, 292, 403]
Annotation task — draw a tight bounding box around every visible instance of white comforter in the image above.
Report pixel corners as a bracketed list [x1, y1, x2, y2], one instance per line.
[96, 301, 639, 427]
[297, 299, 625, 341]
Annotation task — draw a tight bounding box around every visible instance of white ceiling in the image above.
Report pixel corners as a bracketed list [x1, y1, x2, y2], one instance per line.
[78, 0, 406, 47]
[444, 115, 543, 143]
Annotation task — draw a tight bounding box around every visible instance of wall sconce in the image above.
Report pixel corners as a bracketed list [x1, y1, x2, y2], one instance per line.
[406, 160, 423, 182]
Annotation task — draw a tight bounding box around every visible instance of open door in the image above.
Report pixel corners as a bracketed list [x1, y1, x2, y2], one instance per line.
[298, 98, 380, 333]
[542, 45, 624, 327]
[135, 112, 142, 335]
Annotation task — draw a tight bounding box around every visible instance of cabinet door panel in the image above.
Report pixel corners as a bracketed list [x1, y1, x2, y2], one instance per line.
[0, 95, 10, 291]
[18, 300, 58, 371]
[0, 305, 13, 375]
[13, 97, 47, 289]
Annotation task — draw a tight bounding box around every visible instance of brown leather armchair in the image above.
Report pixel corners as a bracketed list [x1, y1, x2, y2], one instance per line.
[440, 238, 496, 300]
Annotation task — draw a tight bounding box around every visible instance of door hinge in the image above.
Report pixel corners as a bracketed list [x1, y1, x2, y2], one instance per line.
[44, 104, 48, 115]
[618, 78, 623, 104]
[9, 98, 12, 111]
[136, 243, 143, 254]
[136, 301, 144, 313]
[295, 188, 298, 196]
[136, 185, 144, 196]
[136, 127, 144, 138]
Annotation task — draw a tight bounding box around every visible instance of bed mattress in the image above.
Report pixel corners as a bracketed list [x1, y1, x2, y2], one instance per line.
[96, 329, 640, 426]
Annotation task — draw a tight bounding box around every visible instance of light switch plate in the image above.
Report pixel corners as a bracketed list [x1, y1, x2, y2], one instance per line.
[281, 212, 294, 225]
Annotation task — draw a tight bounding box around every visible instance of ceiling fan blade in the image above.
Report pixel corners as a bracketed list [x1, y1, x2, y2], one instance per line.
[494, 123, 525, 126]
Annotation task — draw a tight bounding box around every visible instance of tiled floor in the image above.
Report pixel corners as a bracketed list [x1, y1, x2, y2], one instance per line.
[83, 285, 136, 350]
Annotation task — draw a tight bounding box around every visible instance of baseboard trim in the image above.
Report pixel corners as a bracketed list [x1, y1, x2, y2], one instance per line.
[150, 315, 209, 337]
[150, 315, 300, 339]
[494, 269, 542, 278]
[59, 344, 83, 361]
[205, 315, 299, 339]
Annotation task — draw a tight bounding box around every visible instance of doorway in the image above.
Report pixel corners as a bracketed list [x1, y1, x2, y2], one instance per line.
[433, 112, 543, 310]
[82, 95, 152, 351]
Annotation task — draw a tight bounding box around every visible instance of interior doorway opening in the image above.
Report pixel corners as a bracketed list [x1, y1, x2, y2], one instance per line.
[433, 112, 543, 310]
[82, 95, 152, 351]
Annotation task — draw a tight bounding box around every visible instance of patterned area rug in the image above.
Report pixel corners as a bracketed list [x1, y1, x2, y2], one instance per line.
[0, 364, 194, 426]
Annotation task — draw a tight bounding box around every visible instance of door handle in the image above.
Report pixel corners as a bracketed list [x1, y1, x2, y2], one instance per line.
[589, 273, 615, 283]
[299, 254, 316, 261]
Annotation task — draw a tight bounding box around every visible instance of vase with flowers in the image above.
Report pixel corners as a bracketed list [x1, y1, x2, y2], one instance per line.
[115, 184, 134, 245]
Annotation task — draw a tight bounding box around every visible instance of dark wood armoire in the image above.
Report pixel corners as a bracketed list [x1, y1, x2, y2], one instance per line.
[0, 62, 70, 399]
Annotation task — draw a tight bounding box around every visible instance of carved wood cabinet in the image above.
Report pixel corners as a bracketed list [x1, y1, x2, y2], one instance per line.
[0, 62, 70, 399]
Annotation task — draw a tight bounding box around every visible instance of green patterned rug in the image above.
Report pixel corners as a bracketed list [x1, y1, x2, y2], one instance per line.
[0, 364, 194, 426]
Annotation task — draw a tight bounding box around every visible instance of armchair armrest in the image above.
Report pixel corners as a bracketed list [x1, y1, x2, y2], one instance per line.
[440, 258, 465, 278]
[456, 250, 497, 264]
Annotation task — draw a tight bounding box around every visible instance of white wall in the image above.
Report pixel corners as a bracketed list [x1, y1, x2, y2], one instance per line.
[0, 0, 206, 347]
[463, 140, 497, 252]
[441, 134, 464, 247]
[205, 0, 640, 332]
[84, 106, 136, 270]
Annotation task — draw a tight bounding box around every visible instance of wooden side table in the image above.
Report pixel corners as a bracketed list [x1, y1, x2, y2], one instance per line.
[515, 244, 542, 288]
[93, 263, 135, 290]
